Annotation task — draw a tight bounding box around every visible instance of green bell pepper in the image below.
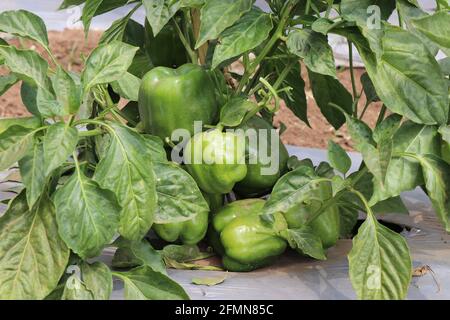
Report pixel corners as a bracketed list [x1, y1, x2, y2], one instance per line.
[144, 19, 188, 69]
[209, 199, 288, 272]
[283, 182, 340, 249]
[234, 116, 289, 197]
[184, 129, 247, 194]
[138, 64, 219, 141]
[153, 209, 209, 245]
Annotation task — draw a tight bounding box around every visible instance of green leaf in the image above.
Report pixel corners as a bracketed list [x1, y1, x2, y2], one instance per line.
[308, 69, 353, 129]
[370, 122, 440, 204]
[142, 0, 181, 36]
[341, 0, 396, 26]
[339, 205, 359, 238]
[153, 161, 209, 224]
[0, 192, 69, 300]
[114, 266, 190, 300]
[353, 26, 449, 125]
[0, 74, 19, 96]
[99, 4, 141, 44]
[348, 212, 412, 300]
[82, 0, 104, 36]
[192, 275, 226, 286]
[0, 116, 41, 135]
[51, 67, 82, 115]
[80, 261, 112, 300]
[59, 0, 86, 9]
[195, 0, 253, 49]
[414, 154, 450, 232]
[54, 168, 121, 259]
[111, 72, 141, 101]
[278, 61, 308, 125]
[360, 72, 379, 103]
[439, 57, 450, 75]
[396, 0, 440, 56]
[439, 125, 450, 145]
[282, 227, 327, 260]
[93, 122, 157, 240]
[327, 141, 351, 175]
[212, 8, 273, 69]
[287, 29, 336, 78]
[162, 244, 214, 262]
[20, 82, 40, 116]
[0, 125, 35, 172]
[143, 135, 167, 162]
[410, 11, 450, 56]
[61, 274, 94, 300]
[113, 239, 167, 274]
[218, 97, 259, 127]
[263, 166, 329, 216]
[0, 46, 49, 89]
[19, 141, 46, 208]
[43, 123, 79, 176]
[81, 41, 139, 92]
[0, 10, 49, 48]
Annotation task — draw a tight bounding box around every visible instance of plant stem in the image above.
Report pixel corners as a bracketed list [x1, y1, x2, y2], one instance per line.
[376, 104, 387, 125]
[191, 8, 207, 65]
[79, 128, 103, 137]
[348, 40, 358, 100]
[325, 0, 334, 19]
[305, 0, 312, 15]
[359, 100, 371, 120]
[172, 18, 198, 64]
[236, 1, 295, 94]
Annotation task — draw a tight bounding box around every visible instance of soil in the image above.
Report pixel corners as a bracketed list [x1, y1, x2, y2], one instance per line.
[0, 30, 383, 151]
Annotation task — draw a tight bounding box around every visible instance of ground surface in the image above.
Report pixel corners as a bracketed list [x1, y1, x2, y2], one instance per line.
[0, 30, 384, 151]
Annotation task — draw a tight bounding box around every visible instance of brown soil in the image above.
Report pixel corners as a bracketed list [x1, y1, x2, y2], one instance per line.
[0, 30, 382, 151]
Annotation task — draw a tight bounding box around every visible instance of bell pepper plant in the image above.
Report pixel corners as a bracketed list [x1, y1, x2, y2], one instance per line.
[0, 0, 449, 300]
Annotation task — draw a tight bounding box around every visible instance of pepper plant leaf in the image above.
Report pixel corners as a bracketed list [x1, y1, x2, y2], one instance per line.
[370, 122, 440, 204]
[327, 141, 351, 175]
[142, 0, 181, 36]
[113, 266, 190, 300]
[0, 10, 49, 49]
[195, 0, 253, 49]
[212, 7, 273, 69]
[218, 97, 259, 128]
[281, 227, 327, 260]
[81, 41, 139, 92]
[413, 154, 450, 232]
[82, 0, 104, 36]
[93, 122, 158, 240]
[61, 274, 94, 300]
[0, 74, 19, 96]
[43, 123, 79, 176]
[410, 11, 450, 56]
[54, 168, 121, 259]
[287, 29, 336, 78]
[307, 69, 353, 129]
[0, 125, 36, 172]
[263, 165, 331, 216]
[19, 141, 47, 208]
[352, 25, 449, 125]
[0, 192, 69, 300]
[80, 261, 113, 300]
[349, 210, 412, 300]
[153, 161, 209, 224]
[396, 0, 440, 56]
[112, 238, 167, 274]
